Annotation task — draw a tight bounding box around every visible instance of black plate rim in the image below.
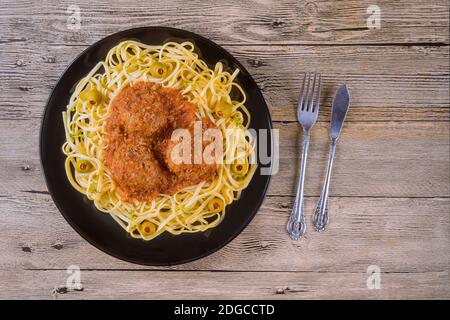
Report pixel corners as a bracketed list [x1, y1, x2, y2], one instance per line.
[39, 26, 273, 266]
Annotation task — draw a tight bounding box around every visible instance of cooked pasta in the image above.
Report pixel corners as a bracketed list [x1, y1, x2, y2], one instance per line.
[62, 40, 256, 241]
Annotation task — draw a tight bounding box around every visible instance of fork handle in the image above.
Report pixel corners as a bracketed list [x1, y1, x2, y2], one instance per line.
[287, 132, 310, 240]
[313, 139, 336, 231]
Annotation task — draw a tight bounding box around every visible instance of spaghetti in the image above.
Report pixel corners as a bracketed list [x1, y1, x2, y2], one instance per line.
[62, 40, 256, 241]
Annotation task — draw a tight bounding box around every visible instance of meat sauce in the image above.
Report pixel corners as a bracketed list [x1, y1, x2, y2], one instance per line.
[104, 81, 218, 202]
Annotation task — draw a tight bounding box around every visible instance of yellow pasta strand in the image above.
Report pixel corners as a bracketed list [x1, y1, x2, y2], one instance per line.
[62, 40, 256, 241]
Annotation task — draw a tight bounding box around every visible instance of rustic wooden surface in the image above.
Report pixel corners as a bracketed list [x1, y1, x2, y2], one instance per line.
[0, 0, 449, 299]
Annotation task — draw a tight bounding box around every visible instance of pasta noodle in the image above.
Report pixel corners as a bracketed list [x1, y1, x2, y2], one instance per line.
[62, 40, 256, 241]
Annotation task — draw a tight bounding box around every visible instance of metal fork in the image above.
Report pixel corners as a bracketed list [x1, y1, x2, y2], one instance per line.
[287, 73, 321, 240]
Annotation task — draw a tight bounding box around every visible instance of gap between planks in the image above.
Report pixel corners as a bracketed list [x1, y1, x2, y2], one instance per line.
[18, 191, 450, 199]
[21, 268, 448, 274]
[2, 41, 448, 47]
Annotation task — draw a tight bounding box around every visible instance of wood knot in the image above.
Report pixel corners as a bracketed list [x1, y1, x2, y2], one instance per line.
[21, 245, 32, 252]
[260, 240, 269, 248]
[53, 286, 68, 294]
[275, 286, 290, 294]
[16, 59, 24, 67]
[52, 285, 84, 299]
[52, 241, 64, 250]
[280, 203, 290, 209]
[42, 56, 56, 63]
[247, 59, 264, 68]
[21, 165, 31, 171]
[272, 20, 285, 28]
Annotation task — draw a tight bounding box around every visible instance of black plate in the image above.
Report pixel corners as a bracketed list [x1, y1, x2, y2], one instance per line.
[40, 27, 273, 265]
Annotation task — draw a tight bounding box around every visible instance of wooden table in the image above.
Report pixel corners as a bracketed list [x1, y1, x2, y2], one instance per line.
[0, 0, 449, 299]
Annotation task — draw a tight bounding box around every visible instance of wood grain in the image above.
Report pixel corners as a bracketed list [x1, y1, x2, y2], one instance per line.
[1, 269, 448, 299]
[1, 0, 448, 45]
[0, 0, 449, 300]
[1, 44, 448, 122]
[1, 195, 448, 273]
[1, 120, 448, 197]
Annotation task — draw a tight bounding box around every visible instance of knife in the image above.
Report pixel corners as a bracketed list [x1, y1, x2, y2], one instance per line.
[312, 85, 350, 232]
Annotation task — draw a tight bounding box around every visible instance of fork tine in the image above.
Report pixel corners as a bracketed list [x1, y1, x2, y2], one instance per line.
[308, 73, 317, 112]
[298, 73, 307, 112]
[303, 73, 311, 111]
[313, 73, 321, 113]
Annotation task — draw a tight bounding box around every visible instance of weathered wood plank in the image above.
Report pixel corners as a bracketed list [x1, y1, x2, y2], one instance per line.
[1, 0, 448, 45]
[276, 121, 450, 197]
[0, 44, 448, 122]
[1, 120, 448, 197]
[1, 191, 449, 272]
[1, 269, 448, 299]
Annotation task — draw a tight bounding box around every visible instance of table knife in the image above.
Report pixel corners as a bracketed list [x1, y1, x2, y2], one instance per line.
[312, 84, 350, 231]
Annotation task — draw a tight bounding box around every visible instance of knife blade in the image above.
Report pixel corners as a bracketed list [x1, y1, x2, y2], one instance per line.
[330, 85, 350, 140]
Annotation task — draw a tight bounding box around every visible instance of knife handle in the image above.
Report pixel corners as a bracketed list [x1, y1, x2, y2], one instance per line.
[313, 139, 336, 231]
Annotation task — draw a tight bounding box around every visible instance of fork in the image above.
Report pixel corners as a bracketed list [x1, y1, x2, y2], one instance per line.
[286, 73, 321, 240]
